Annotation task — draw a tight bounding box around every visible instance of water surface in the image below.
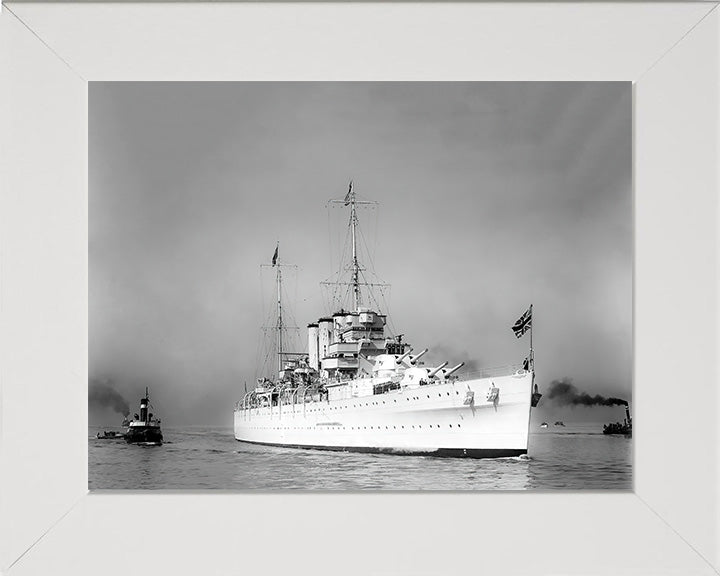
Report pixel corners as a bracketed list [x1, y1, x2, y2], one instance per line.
[89, 424, 631, 490]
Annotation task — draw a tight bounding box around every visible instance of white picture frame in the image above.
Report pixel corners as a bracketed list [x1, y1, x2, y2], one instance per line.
[1, 2, 718, 575]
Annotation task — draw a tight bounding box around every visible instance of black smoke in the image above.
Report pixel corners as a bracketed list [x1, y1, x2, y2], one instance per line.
[546, 378, 628, 407]
[89, 379, 130, 416]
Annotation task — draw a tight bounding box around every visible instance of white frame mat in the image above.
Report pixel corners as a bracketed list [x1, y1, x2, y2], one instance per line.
[1, 3, 718, 575]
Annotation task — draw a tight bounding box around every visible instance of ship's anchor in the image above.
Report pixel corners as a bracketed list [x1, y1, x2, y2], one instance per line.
[463, 386, 476, 416]
[486, 383, 500, 411]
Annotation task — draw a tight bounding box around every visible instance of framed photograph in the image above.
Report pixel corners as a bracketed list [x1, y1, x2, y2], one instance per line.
[1, 2, 718, 575]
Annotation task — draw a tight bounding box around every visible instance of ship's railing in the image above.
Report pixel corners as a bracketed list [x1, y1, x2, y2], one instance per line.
[454, 364, 526, 381]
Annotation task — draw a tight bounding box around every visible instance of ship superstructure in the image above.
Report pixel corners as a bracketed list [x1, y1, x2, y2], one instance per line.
[234, 183, 538, 458]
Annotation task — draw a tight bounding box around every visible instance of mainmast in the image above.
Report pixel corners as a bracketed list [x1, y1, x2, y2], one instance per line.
[274, 242, 283, 374]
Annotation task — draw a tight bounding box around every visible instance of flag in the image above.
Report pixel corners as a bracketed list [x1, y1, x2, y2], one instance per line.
[271, 244, 278, 266]
[344, 180, 353, 205]
[512, 305, 532, 338]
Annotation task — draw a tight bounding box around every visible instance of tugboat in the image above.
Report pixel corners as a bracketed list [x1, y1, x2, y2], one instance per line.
[603, 405, 632, 437]
[125, 387, 163, 445]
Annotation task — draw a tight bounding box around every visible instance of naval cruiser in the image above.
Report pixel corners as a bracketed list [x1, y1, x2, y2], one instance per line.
[234, 183, 541, 458]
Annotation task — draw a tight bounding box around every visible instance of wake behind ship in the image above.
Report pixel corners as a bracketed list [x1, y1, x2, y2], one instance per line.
[234, 183, 540, 458]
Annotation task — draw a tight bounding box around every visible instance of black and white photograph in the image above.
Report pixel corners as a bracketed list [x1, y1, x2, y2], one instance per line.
[89, 81, 632, 490]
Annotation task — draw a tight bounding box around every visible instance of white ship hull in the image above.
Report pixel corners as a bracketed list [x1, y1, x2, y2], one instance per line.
[234, 371, 533, 458]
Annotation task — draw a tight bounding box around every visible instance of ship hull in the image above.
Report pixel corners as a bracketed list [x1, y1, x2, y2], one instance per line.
[234, 371, 533, 458]
[125, 425, 163, 445]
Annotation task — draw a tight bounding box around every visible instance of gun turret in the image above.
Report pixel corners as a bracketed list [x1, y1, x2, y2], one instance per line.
[442, 362, 465, 379]
[428, 361, 449, 379]
[409, 348, 428, 365]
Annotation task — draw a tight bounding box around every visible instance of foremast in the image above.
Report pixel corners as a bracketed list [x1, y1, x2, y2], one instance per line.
[348, 181, 361, 311]
[325, 181, 385, 315]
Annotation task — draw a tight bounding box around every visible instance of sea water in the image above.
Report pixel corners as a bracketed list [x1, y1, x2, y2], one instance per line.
[89, 424, 631, 490]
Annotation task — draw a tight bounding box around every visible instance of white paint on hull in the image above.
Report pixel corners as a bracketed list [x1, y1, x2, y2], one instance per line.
[234, 372, 533, 453]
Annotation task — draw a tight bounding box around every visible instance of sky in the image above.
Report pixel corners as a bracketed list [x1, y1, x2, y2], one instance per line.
[89, 82, 632, 426]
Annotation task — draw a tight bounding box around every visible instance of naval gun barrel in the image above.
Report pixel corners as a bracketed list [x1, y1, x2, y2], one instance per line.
[443, 362, 465, 378]
[428, 361, 449, 379]
[410, 348, 429, 365]
[396, 349, 413, 364]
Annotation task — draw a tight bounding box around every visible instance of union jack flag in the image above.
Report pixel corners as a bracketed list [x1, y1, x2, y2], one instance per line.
[512, 305, 532, 338]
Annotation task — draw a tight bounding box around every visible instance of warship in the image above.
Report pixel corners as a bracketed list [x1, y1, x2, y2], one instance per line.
[234, 183, 540, 458]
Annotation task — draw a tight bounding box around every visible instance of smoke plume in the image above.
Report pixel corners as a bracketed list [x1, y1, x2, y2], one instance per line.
[546, 378, 628, 407]
[89, 378, 130, 416]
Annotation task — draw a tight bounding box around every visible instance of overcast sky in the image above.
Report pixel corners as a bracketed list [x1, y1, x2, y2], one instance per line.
[89, 82, 631, 426]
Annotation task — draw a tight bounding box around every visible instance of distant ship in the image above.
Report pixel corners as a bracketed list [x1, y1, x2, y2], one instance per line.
[125, 387, 163, 445]
[554, 421, 565, 427]
[540, 422, 548, 429]
[603, 405, 632, 437]
[234, 182, 541, 458]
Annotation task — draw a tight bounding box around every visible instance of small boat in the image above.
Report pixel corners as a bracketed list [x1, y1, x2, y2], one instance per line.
[96, 430, 125, 440]
[553, 421, 565, 427]
[540, 422, 548, 429]
[124, 387, 163, 445]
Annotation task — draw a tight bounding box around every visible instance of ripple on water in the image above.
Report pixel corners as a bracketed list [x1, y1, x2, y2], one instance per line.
[89, 426, 632, 490]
